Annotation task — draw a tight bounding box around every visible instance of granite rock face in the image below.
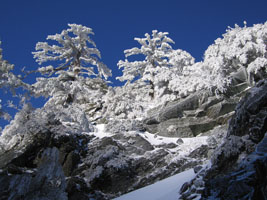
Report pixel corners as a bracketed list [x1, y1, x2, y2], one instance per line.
[0, 147, 68, 200]
[0, 110, 106, 200]
[228, 80, 267, 142]
[0, 111, 214, 199]
[0, 77, 258, 199]
[144, 90, 242, 138]
[180, 80, 267, 200]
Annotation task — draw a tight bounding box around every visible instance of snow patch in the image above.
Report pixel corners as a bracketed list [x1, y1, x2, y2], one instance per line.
[114, 168, 196, 200]
[139, 131, 208, 155]
[90, 124, 114, 139]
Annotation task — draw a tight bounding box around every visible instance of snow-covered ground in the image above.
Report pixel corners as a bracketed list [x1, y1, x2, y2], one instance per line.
[113, 168, 196, 200]
[91, 124, 115, 138]
[89, 124, 210, 200]
[139, 131, 208, 155]
[93, 124, 208, 155]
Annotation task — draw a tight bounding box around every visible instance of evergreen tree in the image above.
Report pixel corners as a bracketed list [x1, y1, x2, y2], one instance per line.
[117, 30, 174, 98]
[33, 24, 111, 80]
[0, 41, 28, 121]
[32, 24, 112, 121]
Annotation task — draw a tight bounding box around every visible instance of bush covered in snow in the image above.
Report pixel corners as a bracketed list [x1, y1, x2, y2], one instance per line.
[201, 22, 267, 93]
[166, 21, 267, 97]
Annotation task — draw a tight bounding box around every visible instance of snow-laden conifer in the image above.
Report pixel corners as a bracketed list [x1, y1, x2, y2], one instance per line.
[32, 24, 111, 124]
[33, 24, 111, 80]
[109, 31, 196, 119]
[117, 30, 174, 81]
[103, 80, 151, 119]
[169, 22, 267, 97]
[117, 30, 175, 97]
[201, 21, 267, 93]
[0, 41, 28, 121]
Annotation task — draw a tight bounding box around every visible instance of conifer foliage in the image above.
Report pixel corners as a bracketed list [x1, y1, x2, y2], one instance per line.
[33, 24, 111, 80]
[202, 22, 267, 92]
[0, 42, 28, 121]
[1, 22, 267, 124]
[31, 24, 111, 107]
[117, 30, 174, 83]
[31, 24, 112, 124]
[105, 22, 267, 119]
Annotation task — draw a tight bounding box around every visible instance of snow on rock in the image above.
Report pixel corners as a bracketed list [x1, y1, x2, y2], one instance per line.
[73, 120, 218, 198]
[91, 124, 115, 139]
[114, 168, 196, 200]
[180, 80, 267, 200]
[0, 22, 266, 200]
[139, 130, 208, 156]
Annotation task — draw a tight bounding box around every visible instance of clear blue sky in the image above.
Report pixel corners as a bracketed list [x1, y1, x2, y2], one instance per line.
[0, 0, 266, 128]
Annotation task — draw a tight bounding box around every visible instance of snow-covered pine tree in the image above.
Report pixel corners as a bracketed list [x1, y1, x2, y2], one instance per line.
[169, 22, 267, 97]
[0, 41, 28, 121]
[109, 31, 196, 119]
[201, 21, 267, 94]
[32, 24, 112, 123]
[103, 80, 151, 119]
[117, 30, 174, 98]
[153, 49, 195, 99]
[33, 23, 111, 80]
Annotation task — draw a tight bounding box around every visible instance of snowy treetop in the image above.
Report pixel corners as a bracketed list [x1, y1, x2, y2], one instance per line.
[107, 22, 267, 119]
[117, 30, 175, 83]
[0, 41, 28, 121]
[1, 22, 267, 124]
[33, 24, 112, 80]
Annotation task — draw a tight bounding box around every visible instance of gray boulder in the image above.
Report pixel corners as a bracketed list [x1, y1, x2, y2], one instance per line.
[0, 147, 68, 200]
[146, 117, 216, 137]
[180, 79, 267, 200]
[143, 69, 254, 139]
[0, 111, 213, 199]
[144, 94, 238, 137]
[144, 90, 239, 138]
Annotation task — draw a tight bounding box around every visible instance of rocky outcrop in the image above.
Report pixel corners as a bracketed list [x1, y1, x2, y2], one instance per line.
[0, 111, 105, 200]
[0, 147, 68, 200]
[144, 90, 242, 138]
[180, 80, 267, 200]
[0, 75, 257, 199]
[72, 128, 211, 198]
[0, 106, 217, 199]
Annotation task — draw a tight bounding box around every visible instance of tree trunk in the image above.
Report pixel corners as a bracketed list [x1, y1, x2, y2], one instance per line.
[149, 80, 154, 99]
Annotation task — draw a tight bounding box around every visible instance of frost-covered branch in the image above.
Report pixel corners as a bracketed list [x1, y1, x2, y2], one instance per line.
[33, 24, 112, 80]
[117, 30, 174, 83]
[202, 21, 267, 93]
[0, 41, 29, 121]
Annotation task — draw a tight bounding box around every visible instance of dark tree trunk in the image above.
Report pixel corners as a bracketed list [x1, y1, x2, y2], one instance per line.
[149, 80, 154, 99]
